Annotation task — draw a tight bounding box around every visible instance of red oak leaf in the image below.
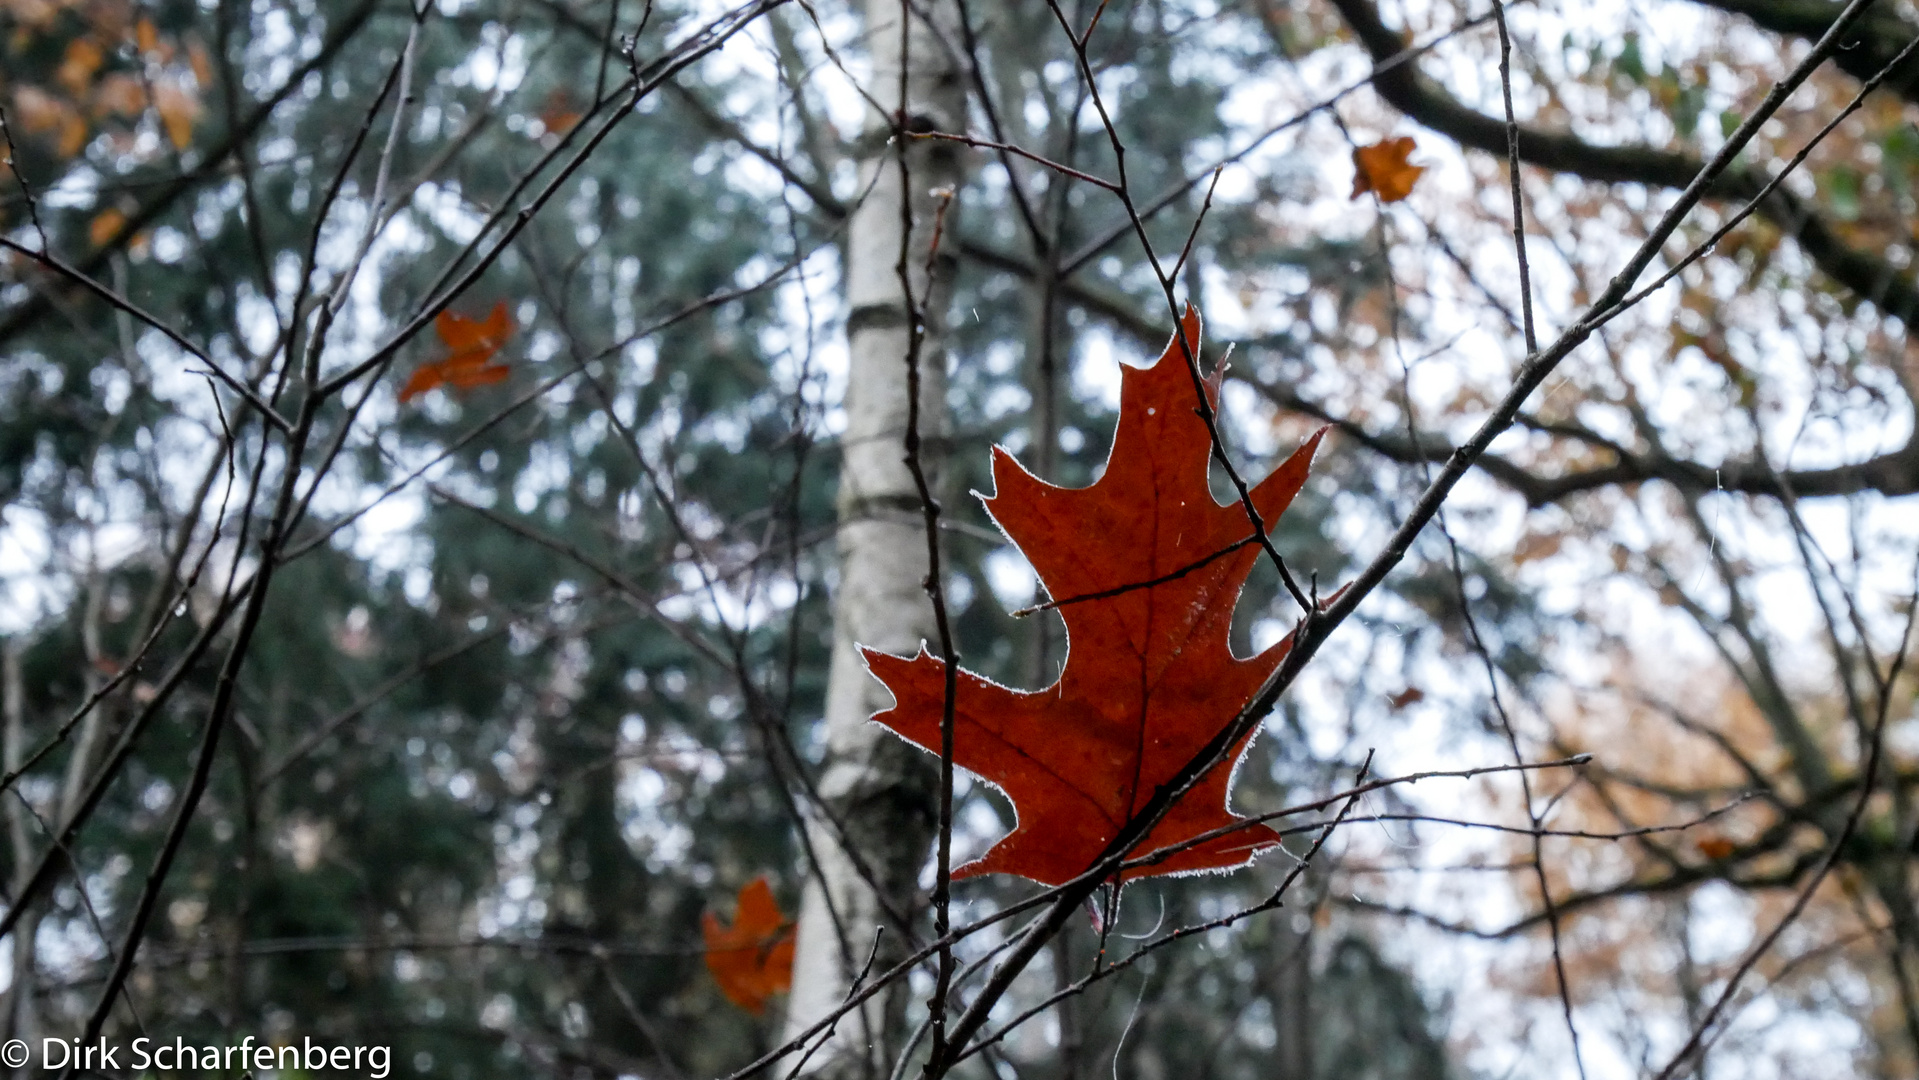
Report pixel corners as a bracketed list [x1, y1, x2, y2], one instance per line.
[399, 301, 514, 403]
[701, 877, 795, 1015]
[863, 309, 1325, 886]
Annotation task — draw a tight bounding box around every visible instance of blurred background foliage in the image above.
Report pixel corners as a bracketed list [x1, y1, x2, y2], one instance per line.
[1, 0, 1916, 1076]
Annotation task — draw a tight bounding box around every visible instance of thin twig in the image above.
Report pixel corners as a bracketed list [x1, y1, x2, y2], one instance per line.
[1493, 1, 1539, 354]
[908, 130, 1118, 190]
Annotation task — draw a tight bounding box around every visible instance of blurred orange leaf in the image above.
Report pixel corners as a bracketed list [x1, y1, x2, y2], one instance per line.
[3, 0, 59, 30]
[187, 40, 213, 87]
[57, 37, 106, 95]
[134, 17, 159, 55]
[399, 301, 515, 403]
[154, 80, 198, 150]
[94, 73, 148, 117]
[89, 208, 126, 247]
[1695, 834, 1737, 860]
[701, 877, 794, 1015]
[1351, 136, 1425, 203]
[537, 90, 581, 136]
[55, 114, 88, 157]
[1513, 530, 1565, 565]
[1387, 686, 1425, 710]
[12, 85, 83, 156]
[86, 0, 132, 39]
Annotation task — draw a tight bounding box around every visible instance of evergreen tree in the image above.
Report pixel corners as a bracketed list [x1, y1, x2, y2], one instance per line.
[1, 0, 1914, 1076]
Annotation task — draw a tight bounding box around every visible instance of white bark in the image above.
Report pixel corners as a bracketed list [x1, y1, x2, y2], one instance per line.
[782, 1, 964, 1075]
[3, 639, 39, 1064]
[59, 576, 108, 825]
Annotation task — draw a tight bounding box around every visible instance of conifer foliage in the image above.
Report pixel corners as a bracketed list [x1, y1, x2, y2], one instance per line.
[1, 0, 1914, 1077]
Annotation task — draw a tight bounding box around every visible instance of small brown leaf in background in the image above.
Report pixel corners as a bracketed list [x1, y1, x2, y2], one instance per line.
[537, 89, 581, 136]
[1387, 686, 1426, 710]
[85, 0, 132, 39]
[89, 207, 126, 247]
[11, 86, 64, 131]
[4, 0, 59, 30]
[187, 39, 213, 87]
[56, 115, 88, 157]
[11, 84, 87, 158]
[400, 301, 516, 403]
[701, 877, 794, 1015]
[94, 72, 148, 117]
[154, 79, 198, 150]
[57, 37, 105, 95]
[134, 16, 159, 55]
[1695, 834, 1737, 860]
[1513, 530, 1565, 565]
[1351, 136, 1425, 203]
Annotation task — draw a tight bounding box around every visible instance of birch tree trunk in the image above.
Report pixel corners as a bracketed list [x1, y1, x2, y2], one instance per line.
[782, 1, 964, 1074]
[2, 639, 37, 1065]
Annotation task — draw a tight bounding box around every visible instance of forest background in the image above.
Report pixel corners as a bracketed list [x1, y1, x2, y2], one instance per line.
[1, 0, 1918, 1076]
